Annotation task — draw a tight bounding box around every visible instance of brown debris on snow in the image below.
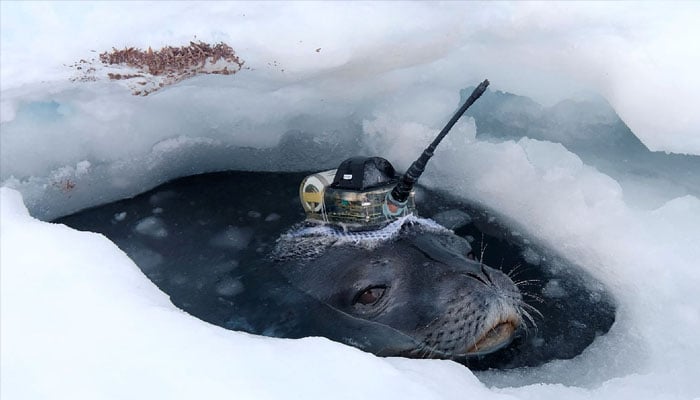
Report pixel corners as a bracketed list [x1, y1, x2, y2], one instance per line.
[70, 41, 245, 95]
[99, 41, 244, 77]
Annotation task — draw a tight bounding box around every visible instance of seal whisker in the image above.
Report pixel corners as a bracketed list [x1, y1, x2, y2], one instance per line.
[480, 264, 495, 285]
[521, 291, 545, 304]
[515, 278, 541, 283]
[414, 344, 427, 358]
[508, 264, 536, 280]
[517, 309, 531, 337]
[509, 268, 532, 280]
[408, 344, 423, 358]
[521, 302, 544, 321]
[422, 314, 444, 331]
[428, 346, 440, 359]
[418, 342, 439, 359]
[479, 235, 488, 265]
[514, 279, 542, 286]
[518, 306, 539, 335]
[413, 345, 424, 357]
[515, 283, 541, 291]
[506, 262, 523, 278]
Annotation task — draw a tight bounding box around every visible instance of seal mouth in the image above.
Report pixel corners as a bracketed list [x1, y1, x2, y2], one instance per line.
[466, 319, 518, 356]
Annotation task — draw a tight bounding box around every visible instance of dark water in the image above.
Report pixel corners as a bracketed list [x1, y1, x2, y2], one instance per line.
[55, 171, 615, 370]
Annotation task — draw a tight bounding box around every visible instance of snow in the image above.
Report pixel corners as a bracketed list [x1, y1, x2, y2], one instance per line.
[2, 2, 700, 400]
[1, 187, 496, 399]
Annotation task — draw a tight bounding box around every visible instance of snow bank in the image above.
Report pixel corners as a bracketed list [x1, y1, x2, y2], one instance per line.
[2, 2, 699, 154]
[0, 187, 499, 400]
[363, 115, 700, 393]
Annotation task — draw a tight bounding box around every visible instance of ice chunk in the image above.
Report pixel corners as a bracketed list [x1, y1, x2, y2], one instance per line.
[126, 247, 164, 273]
[265, 213, 281, 222]
[432, 209, 472, 230]
[149, 191, 177, 206]
[75, 160, 91, 176]
[113, 211, 127, 222]
[247, 211, 262, 219]
[169, 273, 189, 286]
[134, 217, 168, 238]
[209, 226, 253, 250]
[521, 247, 541, 265]
[211, 260, 240, 274]
[543, 279, 567, 298]
[215, 277, 244, 297]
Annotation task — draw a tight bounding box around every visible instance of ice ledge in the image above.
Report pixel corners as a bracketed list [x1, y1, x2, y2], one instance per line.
[1, 186, 495, 400]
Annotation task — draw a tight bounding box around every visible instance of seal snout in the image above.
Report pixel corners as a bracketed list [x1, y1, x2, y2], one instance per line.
[463, 268, 524, 356]
[436, 266, 525, 358]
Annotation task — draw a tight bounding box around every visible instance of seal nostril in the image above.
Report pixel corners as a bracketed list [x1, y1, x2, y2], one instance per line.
[466, 272, 488, 286]
[480, 265, 495, 285]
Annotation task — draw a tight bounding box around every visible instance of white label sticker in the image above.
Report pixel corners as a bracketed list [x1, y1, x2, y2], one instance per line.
[343, 174, 353, 180]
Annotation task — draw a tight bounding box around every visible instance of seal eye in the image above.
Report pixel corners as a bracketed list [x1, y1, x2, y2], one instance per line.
[354, 286, 387, 306]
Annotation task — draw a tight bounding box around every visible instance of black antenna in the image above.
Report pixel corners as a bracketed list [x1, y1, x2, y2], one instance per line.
[388, 79, 490, 205]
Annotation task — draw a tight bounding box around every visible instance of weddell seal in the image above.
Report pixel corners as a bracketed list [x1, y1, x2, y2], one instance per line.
[272, 216, 528, 358]
[267, 80, 530, 358]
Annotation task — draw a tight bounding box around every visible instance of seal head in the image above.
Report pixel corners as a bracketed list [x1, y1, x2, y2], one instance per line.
[273, 216, 524, 358]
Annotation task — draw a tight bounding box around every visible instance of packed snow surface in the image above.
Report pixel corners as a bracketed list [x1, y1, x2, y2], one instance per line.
[2, 2, 700, 400]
